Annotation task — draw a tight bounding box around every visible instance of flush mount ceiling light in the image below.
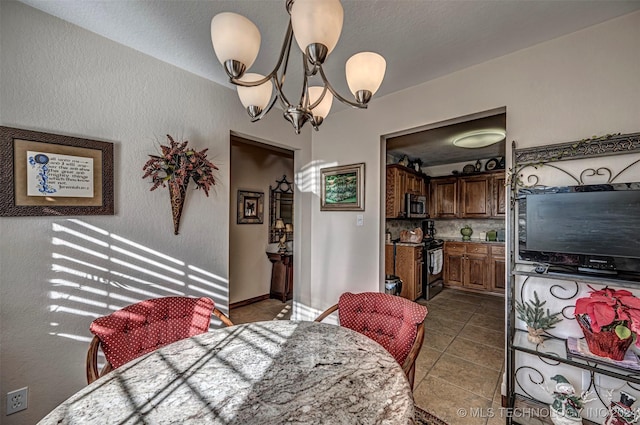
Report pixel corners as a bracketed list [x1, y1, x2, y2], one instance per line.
[210, 0, 386, 134]
[452, 129, 506, 149]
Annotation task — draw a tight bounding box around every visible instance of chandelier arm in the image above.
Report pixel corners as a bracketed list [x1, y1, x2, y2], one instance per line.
[229, 21, 295, 88]
[318, 66, 367, 109]
[273, 70, 293, 109]
[271, 23, 296, 109]
[307, 85, 329, 110]
[298, 53, 311, 109]
[303, 52, 320, 78]
[278, 22, 294, 88]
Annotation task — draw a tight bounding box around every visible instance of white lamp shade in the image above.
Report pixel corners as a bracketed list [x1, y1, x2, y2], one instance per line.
[345, 52, 386, 96]
[291, 0, 343, 56]
[211, 12, 261, 70]
[308, 86, 333, 119]
[237, 73, 273, 109]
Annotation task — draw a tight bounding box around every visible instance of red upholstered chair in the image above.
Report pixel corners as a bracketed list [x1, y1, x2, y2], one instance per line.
[86, 296, 233, 384]
[314, 292, 428, 390]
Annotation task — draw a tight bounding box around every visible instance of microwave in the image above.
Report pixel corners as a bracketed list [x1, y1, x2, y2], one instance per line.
[405, 193, 428, 218]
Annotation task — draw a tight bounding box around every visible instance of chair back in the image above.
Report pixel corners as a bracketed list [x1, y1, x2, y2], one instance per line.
[315, 292, 427, 389]
[337, 292, 427, 366]
[86, 296, 231, 383]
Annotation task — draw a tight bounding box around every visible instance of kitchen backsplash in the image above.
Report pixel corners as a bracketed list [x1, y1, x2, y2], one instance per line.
[433, 219, 505, 241]
[386, 219, 423, 239]
[386, 218, 505, 241]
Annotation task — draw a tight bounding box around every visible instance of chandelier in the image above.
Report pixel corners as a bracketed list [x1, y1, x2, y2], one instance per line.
[210, 0, 386, 134]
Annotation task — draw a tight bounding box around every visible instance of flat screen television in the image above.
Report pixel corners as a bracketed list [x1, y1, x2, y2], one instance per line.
[518, 182, 640, 280]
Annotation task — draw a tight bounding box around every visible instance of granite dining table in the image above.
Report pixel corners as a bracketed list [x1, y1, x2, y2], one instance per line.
[38, 320, 415, 424]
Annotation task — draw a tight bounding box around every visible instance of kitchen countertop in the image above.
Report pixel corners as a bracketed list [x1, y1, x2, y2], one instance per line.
[385, 241, 424, 247]
[440, 237, 505, 244]
[386, 238, 504, 246]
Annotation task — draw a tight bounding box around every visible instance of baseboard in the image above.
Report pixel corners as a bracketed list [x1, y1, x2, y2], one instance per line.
[442, 285, 505, 297]
[230, 294, 269, 309]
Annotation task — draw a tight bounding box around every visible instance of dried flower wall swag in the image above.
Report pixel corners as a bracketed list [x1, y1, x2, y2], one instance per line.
[142, 135, 218, 234]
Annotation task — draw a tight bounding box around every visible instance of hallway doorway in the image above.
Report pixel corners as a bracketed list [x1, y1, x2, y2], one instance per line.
[229, 135, 294, 307]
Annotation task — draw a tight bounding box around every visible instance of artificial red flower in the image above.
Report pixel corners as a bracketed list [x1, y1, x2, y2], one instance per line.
[575, 286, 640, 347]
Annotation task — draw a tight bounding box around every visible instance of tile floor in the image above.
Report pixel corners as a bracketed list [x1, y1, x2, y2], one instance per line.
[229, 298, 292, 324]
[229, 289, 506, 425]
[413, 289, 506, 425]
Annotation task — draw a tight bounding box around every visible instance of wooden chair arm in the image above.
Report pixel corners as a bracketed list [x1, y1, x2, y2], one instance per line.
[86, 336, 100, 384]
[86, 336, 113, 385]
[314, 304, 339, 322]
[213, 308, 234, 327]
[401, 321, 425, 390]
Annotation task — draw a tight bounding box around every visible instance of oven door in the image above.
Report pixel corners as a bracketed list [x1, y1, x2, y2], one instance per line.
[423, 246, 444, 300]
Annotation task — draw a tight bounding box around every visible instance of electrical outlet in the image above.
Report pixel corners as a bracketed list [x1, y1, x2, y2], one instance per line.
[6, 387, 28, 415]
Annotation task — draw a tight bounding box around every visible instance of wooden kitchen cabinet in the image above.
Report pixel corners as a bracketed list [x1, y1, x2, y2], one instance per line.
[384, 244, 423, 301]
[266, 252, 293, 302]
[489, 245, 506, 293]
[459, 175, 491, 218]
[429, 171, 505, 218]
[385, 164, 427, 218]
[405, 173, 425, 195]
[443, 242, 464, 287]
[443, 242, 490, 292]
[429, 177, 458, 218]
[491, 174, 506, 217]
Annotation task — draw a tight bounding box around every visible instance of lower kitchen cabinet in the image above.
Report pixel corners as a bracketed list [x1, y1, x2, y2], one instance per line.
[443, 243, 464, 287]
[384, 244, 423, 301]
[444, 242, 504, 293]
[489, 245, 506, 293]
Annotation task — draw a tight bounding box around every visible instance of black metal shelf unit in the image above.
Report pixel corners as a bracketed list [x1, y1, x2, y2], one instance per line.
[506, 133, 640, 425]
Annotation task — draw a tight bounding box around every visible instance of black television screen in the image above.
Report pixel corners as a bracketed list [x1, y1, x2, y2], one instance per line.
[526, 190, 640, 258]
[519, 183, 640, 277]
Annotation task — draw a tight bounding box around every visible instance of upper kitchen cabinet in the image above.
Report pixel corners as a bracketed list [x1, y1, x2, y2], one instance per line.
[459, 174, 491, 218]
[405, 172, 425, 195]
[385, 164, 428, 218]
[491, 174, 506, 217]
[430, 171, 505, 219]
[429, 177, 458, 218]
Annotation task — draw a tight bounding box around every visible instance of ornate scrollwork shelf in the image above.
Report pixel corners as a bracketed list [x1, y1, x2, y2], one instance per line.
[515, 132, 640, 165]
[514, 270, 640, 290]
[512, 330, 640, 386]
[507, 131, 640, 424]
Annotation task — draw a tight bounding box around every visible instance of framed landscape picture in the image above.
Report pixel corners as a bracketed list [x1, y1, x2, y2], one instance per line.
[320, 162, 365, 211]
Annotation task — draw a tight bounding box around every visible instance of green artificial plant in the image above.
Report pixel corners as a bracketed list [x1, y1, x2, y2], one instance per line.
[516, 291, 563, 343]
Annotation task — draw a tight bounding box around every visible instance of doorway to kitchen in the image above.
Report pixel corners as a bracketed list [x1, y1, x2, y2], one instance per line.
[229, 135, 294, 312]
[382, 107, 507, 303]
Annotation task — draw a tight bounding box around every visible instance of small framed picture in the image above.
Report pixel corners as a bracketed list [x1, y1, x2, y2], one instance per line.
[237, 190, 264, 224]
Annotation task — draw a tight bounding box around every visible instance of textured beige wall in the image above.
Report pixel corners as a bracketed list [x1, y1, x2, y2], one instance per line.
[0, 2, 309, 423]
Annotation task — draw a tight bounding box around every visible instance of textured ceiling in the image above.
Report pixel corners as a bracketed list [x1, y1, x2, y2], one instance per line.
[16, 0, 640, 164]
